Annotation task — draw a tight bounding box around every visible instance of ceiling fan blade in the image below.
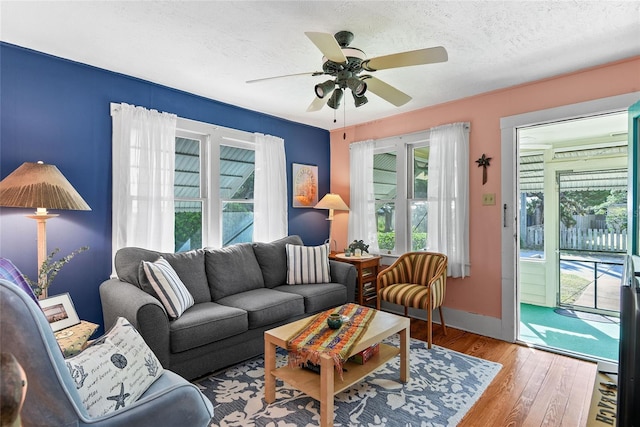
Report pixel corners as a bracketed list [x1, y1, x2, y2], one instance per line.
[362, 76, 412, 107]
[246, 71, 321, 84]
[362, 46, 448, 71]
[305, 32, 347, 63]
[306, 96, 327, 112]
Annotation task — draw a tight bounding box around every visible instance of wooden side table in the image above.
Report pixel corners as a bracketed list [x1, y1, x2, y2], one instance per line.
[54, 320, 99, 358]
[330, 253, 382, 306]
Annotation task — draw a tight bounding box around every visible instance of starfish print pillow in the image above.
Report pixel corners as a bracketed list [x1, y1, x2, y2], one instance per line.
[65, 317, 163, 417]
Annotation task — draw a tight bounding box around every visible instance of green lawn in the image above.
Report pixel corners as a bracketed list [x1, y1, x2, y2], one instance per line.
[559, 273, 591, 305]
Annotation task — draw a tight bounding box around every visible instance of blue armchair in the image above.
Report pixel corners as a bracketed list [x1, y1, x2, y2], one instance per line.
[0, 277, 214, 426]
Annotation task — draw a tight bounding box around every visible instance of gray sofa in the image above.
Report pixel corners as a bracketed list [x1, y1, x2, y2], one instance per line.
[100, 235, 356, 380]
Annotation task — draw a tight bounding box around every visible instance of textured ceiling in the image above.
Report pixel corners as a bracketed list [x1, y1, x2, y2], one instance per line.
[1, 1, 639, 131]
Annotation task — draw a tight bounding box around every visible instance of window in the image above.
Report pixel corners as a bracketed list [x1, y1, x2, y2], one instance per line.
[409, 145, 429, 251]
[374, 151, 397, 252]
[112, 103, 284, 258]
[175, 134, 204, 252]
[174, 121, 256, 251]
[220, 145, 254, 246]
[372, 132, 429, 254]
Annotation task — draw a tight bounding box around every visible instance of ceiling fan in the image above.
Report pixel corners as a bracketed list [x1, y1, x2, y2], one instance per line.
[247, 30, 448, 112]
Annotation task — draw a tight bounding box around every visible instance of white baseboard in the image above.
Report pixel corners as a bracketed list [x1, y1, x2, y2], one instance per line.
[379, 301, 506, 341]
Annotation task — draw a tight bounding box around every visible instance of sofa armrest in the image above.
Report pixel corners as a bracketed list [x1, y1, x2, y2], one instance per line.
[329, 260, 357, 302]
[99, 279, 171, 367]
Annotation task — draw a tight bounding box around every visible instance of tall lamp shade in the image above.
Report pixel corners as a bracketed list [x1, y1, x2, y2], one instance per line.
[0, 161, 91, 297]
[314, 193, 349, 252]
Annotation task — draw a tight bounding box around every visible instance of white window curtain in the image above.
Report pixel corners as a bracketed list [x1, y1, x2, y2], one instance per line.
[427, 122, 470, 278]
[111, 103, 177, 262]
[348, 140, 379, 253]
[253, 133, 288, 242]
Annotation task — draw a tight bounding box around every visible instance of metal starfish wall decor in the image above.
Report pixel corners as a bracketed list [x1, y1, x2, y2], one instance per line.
[475, 154, 492, 185]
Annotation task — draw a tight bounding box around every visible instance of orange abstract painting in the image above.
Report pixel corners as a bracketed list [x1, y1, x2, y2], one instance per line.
[292, 163, 318, 207]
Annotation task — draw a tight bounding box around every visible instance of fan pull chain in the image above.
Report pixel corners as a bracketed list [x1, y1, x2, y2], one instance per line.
[343, 98, 346, 140]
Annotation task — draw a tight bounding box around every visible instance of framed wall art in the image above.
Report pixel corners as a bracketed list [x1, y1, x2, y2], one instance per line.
[39, 292, 81, 332]
[292, 163, 318, 208]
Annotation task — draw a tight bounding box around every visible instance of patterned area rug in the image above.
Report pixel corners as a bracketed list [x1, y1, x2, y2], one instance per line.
[197, 336, 502, 427]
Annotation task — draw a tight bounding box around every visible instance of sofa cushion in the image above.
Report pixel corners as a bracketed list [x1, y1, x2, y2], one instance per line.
[142, 257, 194, 319]
[169, 302, 248, 353]
[252, 235, 303, 288]
[285, 243, 331, 285]
[65, 317, 163, 417]
[274, 283, 348, 313]
[161, 250, 210, 304]
[115, 247, 159, 287]
[216, 288, 304, 329]
[115, 247, 211, 304]
[205, 243, 264, 301]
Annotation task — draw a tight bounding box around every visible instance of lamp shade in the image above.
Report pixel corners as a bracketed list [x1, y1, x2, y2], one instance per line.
[0, 162, 91, 211]
[314, 193, 349, 211]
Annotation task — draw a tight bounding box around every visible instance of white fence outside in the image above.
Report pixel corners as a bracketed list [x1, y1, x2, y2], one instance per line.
[523, 227, 627, 252]
[560, 228, 627, 252]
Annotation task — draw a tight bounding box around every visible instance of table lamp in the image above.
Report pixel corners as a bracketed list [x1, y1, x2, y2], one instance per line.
[0, 161, 91, 298]
[314, 193, 349, 253]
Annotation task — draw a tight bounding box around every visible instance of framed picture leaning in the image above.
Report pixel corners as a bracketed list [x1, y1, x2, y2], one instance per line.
[39, 292, 81, 332]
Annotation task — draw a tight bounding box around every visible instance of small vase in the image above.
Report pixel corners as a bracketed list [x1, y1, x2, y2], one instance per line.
[327, 313, 342, 329]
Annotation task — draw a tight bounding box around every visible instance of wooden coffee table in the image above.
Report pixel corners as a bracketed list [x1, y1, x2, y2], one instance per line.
[264, 307, 410, 427]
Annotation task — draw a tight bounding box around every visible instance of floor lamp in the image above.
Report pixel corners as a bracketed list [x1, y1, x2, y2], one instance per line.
[0, 161, 91, 298]
[314, 193, 349, 253]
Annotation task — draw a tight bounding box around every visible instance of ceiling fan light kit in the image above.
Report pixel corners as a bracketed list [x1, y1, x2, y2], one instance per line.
[327, 88, 344, 109]
[314, 79, 336, 99]
[352, 92, 368, 108]
[346, 76, 367, 97]
[249, 30, 448, 116]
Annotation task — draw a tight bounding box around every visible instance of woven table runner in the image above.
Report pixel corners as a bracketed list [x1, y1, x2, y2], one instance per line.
[287, 303, 376, 379]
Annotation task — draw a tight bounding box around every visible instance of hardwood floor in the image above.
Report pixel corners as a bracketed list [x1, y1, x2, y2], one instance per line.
[409, 319, 597, 427]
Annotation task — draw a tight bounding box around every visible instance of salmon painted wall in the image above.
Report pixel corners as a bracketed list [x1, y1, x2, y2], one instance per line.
[330, 56, 640, 320]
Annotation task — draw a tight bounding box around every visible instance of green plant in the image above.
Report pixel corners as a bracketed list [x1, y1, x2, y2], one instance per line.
[377, 232, 395, 250]
[411, 233, 427, 251]
[175, 211, 203, 251]
[348, 240, 369, 253]
[376, 232, 427, 251]
[24, 246, 89, 297]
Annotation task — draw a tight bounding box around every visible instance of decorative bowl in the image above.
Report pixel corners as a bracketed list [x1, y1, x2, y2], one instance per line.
[327, 313, 343, 329]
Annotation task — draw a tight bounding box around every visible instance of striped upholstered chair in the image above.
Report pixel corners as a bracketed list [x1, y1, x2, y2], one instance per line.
[376, 252, 448, 348]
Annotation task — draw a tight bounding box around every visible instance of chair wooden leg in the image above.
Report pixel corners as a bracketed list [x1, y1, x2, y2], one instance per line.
[404, 306, 408, 317]
[439, 306, 447, 336]
[376, 294, 381, 311]
[427, 304, 433, 349]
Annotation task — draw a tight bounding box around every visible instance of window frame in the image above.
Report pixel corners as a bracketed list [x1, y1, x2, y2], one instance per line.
[372, 131, 429, 255]
[175, 117, 256, 250]
[174, 129, 208, 251]
[408, 141, 430, 251]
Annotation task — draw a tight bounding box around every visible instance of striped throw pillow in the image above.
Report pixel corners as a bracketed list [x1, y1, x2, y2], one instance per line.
[142, 257, 194, 319]
[285, 243, 331, 285]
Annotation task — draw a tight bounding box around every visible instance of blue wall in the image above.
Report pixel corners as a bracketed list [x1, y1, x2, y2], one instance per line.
[0, 43, 331, 331]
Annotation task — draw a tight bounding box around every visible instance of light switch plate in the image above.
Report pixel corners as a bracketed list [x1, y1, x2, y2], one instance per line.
[482, 193, 496, 205]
